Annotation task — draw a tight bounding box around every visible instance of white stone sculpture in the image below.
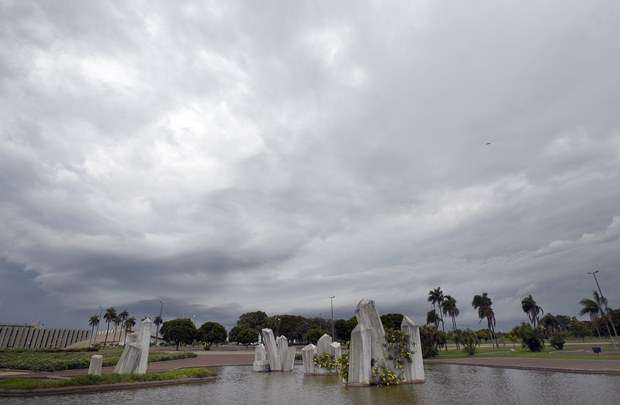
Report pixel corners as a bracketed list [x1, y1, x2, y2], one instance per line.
[330, 341, 342, 359]
[348, 324, 373, 385]
[114, 317, 152, 374]
[316, 334, 332, 355]
[261, 328, 281, 371]
[401, 315, 425, 383]
[347, 299, 424, 386]
[277, 335, 295, 372]
[253, 343, 270, 372]
[301, 343, 317, 374]
[258, 328, 295, 372]
[88, 354, 103, 376]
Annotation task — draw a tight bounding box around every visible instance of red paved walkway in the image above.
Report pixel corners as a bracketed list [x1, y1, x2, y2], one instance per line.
[429, 357, 620, 375]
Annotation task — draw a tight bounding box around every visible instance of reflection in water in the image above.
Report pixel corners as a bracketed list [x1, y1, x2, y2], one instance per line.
[4, 364, 620, 405]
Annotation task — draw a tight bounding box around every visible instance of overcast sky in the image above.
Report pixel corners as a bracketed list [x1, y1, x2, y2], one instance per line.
[1, 0, 620, 330]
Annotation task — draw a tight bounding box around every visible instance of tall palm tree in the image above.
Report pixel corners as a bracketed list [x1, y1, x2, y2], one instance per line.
[521, 294, 544, 328]
[103, 307, 117, 346]
[472, 292, 498, 348]
[118, 310, 129, 343]
[154, 316, 163, 345]
[124, 317, 136, 344]
[426, 310, 439, 327]
[442, 295, 460, 331]
[88, 315, 100, 346]
[113, 315, 122, 343]
[428, 287, 446, 332]
[580, 291, 610, 338]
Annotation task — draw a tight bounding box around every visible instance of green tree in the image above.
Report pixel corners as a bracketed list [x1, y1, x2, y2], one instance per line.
[380, 313, 404, 331]
[472, 292, 498, 348]
[88, 315, 100, 346]
[118, 310, 129, 344]
[420, 325, 440, 358]
[161, 318, 198, 350]
[228, 326, 240, 343]
[441, 295, 460, 332]
[236, 327, 258, 345]
[198, 321, 227, 349]
[579, 291, 608, 337]
[124, 317, 136, 336]
[334, 318, 357, 342]
[541, 313, 559, 337]
[428, 287, 445, 332]
[103, 307, 117, 347]
[426, 310, 439, 328]
[521, 295, 544, 328]
[238, 311, 269, 332]
[568, 317, 590, 341]
[306, 327, 326, 344]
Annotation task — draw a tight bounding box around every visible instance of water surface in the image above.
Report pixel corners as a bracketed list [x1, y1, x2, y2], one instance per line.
[7, 364, 620, 405]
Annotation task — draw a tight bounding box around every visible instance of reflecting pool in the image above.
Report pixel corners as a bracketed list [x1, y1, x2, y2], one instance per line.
[6, 364, 620, 405]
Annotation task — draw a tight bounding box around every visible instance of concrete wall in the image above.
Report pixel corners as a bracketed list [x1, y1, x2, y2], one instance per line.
[0, 326, 92, 350]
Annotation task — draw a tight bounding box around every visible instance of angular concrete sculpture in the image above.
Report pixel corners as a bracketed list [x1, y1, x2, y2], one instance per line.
[316, 334, 332, 355]
[253, 343, 270, 372]
[88, 354, 103, 376]
[401, 315, 425, 383]
[277, 335, 295, 372]
[301, 343, 317, 375]
[347, 299, 424, 386]
[261, 328, 281, 371]
[348, 324, 373, 385]
[258, 328, 295, 372]
[114, 317, 152, 374]
[330, 341, 342, 359]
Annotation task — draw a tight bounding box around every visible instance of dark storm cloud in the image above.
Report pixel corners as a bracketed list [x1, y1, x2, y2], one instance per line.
[1, 0, 620, 329]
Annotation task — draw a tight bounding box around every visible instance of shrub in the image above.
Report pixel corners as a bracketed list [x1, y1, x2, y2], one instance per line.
[520, 325, 544, 352]
[420, 325, 440, 358]
[550, 334, 566, 350]
[313, 352, 336, 370]
[461, 329, 478, 356]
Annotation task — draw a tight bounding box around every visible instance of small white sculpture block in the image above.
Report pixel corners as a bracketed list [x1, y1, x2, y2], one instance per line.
[301, 344, 317, 374]
[316, 334, 332, 355]
[253, 343, 270, 372]
[88, 354, 103, 376]
[330, 341, 342, 359]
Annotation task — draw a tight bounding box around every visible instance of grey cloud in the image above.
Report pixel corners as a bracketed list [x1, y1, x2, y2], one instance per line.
[1, 0, 620, 330]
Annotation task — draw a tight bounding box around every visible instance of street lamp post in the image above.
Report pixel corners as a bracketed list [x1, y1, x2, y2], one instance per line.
[588, 271, 618, 346]
[329, 296, 335, 340]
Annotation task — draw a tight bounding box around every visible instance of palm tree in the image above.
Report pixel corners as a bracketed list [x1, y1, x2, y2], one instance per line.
[426, 310, 440, 327]
[580, 291, 610, 338]
[154, 316, 163, 345]
[472, 293, 498, 348]
[118, 310, 129, 343]
[428, 287, 446, 332]
[124, 317, 136, 343]
[88, 315, 100, 346]
[103, 307, 117, 346]
[113, 315, 122, 343]
[521, 294, 544, 328]
[442, 295, 460, 331]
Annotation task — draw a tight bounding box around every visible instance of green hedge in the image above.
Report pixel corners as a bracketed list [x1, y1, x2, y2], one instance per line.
[0, 367, 216, 391]
[0, 349, 196, 372]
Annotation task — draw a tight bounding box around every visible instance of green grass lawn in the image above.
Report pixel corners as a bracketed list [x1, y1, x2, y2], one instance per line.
[0, 349, 197, 372]
[0, 368, 216, 391]
[436, 342, 620, 361]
